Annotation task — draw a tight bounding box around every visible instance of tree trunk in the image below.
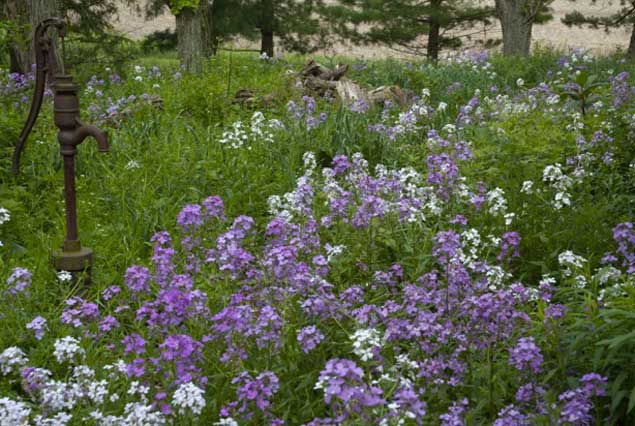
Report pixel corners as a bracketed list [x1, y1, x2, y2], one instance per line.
[28, 0, 62, 66]
[495, 0, 533, 56]
[4, 0, 30, 74]
[206, 0, 218, 55]
[426, 0, 442, 61]
[176, 2, 211, 73]
[628, 22, 635, 60]
[260, 0, 274, 57]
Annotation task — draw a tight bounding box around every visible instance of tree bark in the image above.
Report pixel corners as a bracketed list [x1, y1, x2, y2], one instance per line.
[260, 0, 274, 57]
[28, 0, 62, 66]
[628, 22, 635, 60]
[176, 2, 212, 73]
[426, 0, 442, 61]
[4, 0, 30, 74]
[495, 0, 533, 56]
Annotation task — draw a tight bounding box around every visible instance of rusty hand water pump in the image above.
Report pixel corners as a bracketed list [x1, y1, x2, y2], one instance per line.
[13, 18, 109, 282]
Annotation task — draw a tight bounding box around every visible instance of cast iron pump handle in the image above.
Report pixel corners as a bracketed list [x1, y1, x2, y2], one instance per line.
[12, 17, 109, 174]
[12, 18, 65, 174]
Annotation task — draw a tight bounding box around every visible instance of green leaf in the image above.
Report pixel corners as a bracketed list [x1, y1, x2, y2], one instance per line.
[597, 330, 635, 349]
[629, 386, 635, 414]
[169, 0, 200, 14]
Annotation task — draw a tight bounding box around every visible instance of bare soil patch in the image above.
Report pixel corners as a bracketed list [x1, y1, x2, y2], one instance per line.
[112, 0, 631, 57]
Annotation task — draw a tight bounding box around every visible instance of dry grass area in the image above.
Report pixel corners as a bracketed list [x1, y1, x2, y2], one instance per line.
[112, 0, 631, 57]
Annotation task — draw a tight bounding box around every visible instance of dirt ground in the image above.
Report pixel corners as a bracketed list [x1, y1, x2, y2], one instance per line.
[112, 0, 632, 58]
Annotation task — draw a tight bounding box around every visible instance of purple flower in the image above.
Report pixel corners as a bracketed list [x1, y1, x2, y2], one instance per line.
[493, 405, 528, 426]
[349, 98, 369, 114]
[515, 382, 546, 405]
[126, 358, 146, 378]
[544, 304, 566, 325]
[509, 337, 543, 374]
[579, 373, 607, 397]
[450, 215, 468, 226]
[498, 232, 521, 263]
[122, 333, 146, 355]
[558, 388, 594, 425]
[316, 358, 384, 414]
[297, 326, 325, 353]
[6, 267, 31, 296]
[203, 195, 226, 220]
[433, 230, 462, 265]
[26, 316, 47, 340]
[440, 398, 469, 426]
[389, 386, 427, 422]
[125, 265, 152, 293]
[102, 285, 121, 300]
[612, 222, 635, 273]
[177, 204, 204, 231]
[332, 155, 351, 175]
[226, 370, 280, 417]
[99, 315, 119, 333]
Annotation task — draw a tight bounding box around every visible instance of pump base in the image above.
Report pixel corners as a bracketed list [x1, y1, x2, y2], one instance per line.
[52, 246, 93, 272]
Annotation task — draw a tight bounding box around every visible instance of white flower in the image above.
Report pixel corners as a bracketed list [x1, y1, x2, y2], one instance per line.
[0, 347, 28, 375]
[215, 418, 239, 426]
[395, 353, 419, 372]
[0, 397, 31, 426]
[486, 265, 511, 290]
[437, 101, 447, 112]
[558, 250, 587, 277]
[516, 78, 524, 87]
[41, 380, 79, 411]
[443, 123, 456, 134]
[34, 412, 73, 426]
[504, 212, 515, 226]
[128, 380, 150, 398]
[486, 187, 508, 217]
[574, 275, 588, 289]
[53, 336, 85, 364]
[172, 382, 206, 416]
[543, 164, 574, 209]
[520, 180, 534, 194]
[122, 402, 166, 426]
[325, 244, 346, 262]
[351, 328, 384, 361]
[593, 266, 621, 285]
[303, 152, 317, 176]
[134, 75, 143, 82]
[125, 160, 141, 170]
[546, 94, 560, 105]
[57, 271, 72, 282]
[0, 207, 10, 225]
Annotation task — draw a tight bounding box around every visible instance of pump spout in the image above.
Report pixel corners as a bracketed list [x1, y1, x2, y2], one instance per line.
[57, 119, 109, 152]
[75, 122, 109, 152]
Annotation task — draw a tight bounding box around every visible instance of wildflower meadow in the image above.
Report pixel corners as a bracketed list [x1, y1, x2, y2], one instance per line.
[1, 49, 635, 425]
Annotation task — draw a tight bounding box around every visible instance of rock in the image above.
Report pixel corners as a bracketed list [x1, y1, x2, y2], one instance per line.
[232, 89, 256, 105]
[368, 86, 409, 107]
[336, 79, 368, 106]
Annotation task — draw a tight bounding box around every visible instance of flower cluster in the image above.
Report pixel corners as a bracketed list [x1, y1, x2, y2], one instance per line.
[220, 111, 283, 149]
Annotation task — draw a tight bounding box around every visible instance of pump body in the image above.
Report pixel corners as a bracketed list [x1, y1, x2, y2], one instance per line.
[14, 18, 109, 282]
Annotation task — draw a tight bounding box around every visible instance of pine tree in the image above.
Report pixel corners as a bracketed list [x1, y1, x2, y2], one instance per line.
[2, 0, 134, 74]
[221, 0, 327, 56]
[562, 1, 635, 59]
[322, 0, 496, 60]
